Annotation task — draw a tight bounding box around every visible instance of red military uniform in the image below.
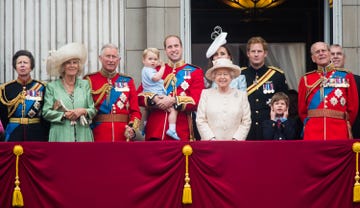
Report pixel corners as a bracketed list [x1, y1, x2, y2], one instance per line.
[138, 60, 204, 141]
[85, 70, 141, 141]
[298, 64, 358, 140]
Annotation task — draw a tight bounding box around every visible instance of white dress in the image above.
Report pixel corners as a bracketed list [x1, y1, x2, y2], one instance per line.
[196, 88, 251, 140]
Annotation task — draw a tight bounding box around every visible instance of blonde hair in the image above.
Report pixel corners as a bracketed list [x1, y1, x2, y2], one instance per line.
[59, 59, 83, 77]
[143, 48, 160, 59]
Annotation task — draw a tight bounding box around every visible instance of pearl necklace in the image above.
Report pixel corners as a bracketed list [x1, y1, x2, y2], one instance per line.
[62, 79, 75, 94]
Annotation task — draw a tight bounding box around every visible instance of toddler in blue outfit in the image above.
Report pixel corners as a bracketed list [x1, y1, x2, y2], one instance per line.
[141, 48, 180, 140]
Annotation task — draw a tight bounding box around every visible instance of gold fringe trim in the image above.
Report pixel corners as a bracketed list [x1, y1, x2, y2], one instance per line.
[12, 145, 24, 207]
[353, 142, 360, 202]
[163, 73, 176, 94]
[131, 118, 141, 131]
[304, 76, 323, 101]
[176, 96, 195, 111]
[182, 144, 193, 204]
[176, 96, 195, 105]
[90, 83, 112, 107]
[0, 86, 26, 118]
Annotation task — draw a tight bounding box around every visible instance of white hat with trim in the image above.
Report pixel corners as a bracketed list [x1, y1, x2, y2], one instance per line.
[206, 32, 228, 59]
[46, 42, 87, 76]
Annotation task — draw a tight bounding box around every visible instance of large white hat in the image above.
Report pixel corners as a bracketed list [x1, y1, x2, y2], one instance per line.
[205, 58, 241, 81]
[206, 32, 228, 59]
[46, 42, 87, 76]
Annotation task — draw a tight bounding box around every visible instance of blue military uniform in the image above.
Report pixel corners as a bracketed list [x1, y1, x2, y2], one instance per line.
[0, 79, 49, 141]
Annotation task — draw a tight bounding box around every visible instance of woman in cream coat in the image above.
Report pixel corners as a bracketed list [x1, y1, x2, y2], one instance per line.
[196, 58, 251, 140]
[43, 43, 97, 142]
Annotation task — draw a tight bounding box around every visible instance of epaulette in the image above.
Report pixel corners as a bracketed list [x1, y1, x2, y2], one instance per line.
[36, 79, 47, 86]
[187, 63, 201, 69]
[334, 67, 350, 73]
[305, 70, 317, 75]
[268, 66, 284, 74]
[84, 71, 99, 77]
[119, 73, 134, 79]
[1, 80, 17, 88]
[240, 67, 248, 71]
[0, 82, 6, 90]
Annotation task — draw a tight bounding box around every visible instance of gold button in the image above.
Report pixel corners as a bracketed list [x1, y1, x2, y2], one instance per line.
[255, 122, 258, 125]
[256, 99, 259, 102]
[256, 111, 259, 114]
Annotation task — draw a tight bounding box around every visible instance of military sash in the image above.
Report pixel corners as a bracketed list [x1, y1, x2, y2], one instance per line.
[164, 65, 196, 95]
[303, 70, 348, 131]
[307, 71, 347, 110]
[98, 76, 130, 114]
[247, 68, 276, 96]
[5, 82, 44, 141]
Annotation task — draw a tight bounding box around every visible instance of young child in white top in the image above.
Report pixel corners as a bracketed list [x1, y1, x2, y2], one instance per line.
[141, 48, 180, 140]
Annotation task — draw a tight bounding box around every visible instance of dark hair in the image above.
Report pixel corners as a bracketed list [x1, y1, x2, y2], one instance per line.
[12, 50, 35, 70]
[208, 44, 233, 68]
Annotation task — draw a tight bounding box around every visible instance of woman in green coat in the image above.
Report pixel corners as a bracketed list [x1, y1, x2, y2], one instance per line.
[43, 43, 97, 142]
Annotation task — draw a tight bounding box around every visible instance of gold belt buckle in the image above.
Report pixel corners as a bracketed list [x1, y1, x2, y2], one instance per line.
[20, 118, 28, 124]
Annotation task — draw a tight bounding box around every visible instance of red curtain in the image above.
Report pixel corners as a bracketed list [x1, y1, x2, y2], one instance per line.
[0, 141, 360, 208]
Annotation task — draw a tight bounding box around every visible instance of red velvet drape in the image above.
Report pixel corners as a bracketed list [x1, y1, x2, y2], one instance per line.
[0, 141, 359, 208]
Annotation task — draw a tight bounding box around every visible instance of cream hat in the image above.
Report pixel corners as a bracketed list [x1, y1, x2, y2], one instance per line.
[46, 42, 87, 76]
[205, 58, 241, 81]
[206, 32, 227, 59]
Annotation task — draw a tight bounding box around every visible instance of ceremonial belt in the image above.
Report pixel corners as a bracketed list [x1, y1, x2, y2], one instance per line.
[94, 114, 129, 123]
[307, 109, 347, 120]
[9, 118, 40, 124]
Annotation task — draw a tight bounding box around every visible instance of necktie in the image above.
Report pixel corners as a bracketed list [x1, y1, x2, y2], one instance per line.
[276, 119, 282, 128]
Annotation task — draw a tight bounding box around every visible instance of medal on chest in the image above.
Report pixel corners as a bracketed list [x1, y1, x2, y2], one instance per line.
[183, 69, 191, 79]
[26, 89, 43, 101]
[116, 93, 128, 109]
[326, 77, 349, 88]
[329, 88, 346, 107]
[262, 81, 274, 94]
[253, 74, 259, 85]
[179, 81, 189, 96]
[115, 81, 129, 92]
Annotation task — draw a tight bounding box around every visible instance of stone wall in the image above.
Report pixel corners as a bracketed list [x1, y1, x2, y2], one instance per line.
[343, 0, 360, 74]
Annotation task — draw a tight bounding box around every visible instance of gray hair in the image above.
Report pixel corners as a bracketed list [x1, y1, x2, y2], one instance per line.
[310, 41, 330, 55]
[330, 44, 345, 56]
[100, 43, 119, 56]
